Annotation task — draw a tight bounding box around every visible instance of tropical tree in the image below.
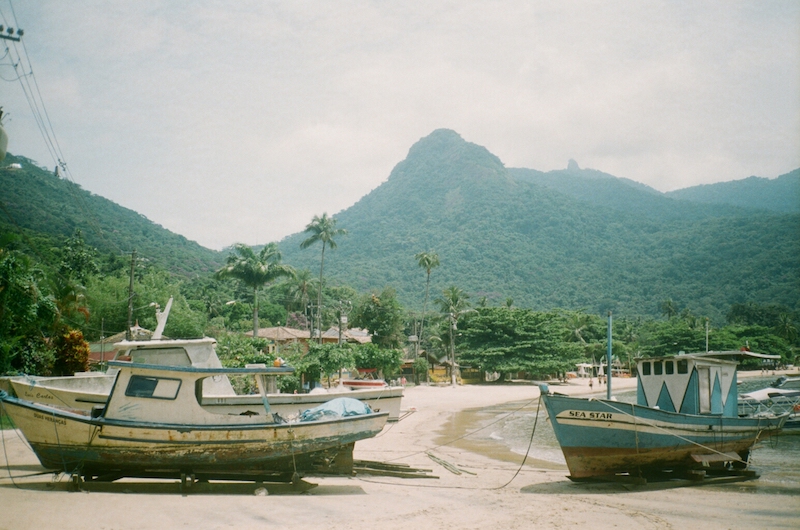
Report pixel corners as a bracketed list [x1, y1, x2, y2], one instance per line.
[0, 248, 56, 373]
[353, 343, 404, 380]
[301, 213, 346, 342]
[215, 243, 295, 338]
[414, 251, 440, 369]
[459, 307, 581, 380]
[281, 268, 317, 330]
[660, 298, 678, 320]
[434, 286, 472, 386]
[351, 288, 405, 349]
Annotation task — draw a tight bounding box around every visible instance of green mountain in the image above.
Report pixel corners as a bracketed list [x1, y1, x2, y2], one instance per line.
[664, 169, 800, 214]
[0, 153, 223, 275]
[278, 129, 799, 321]
[3, 131, 798, 324]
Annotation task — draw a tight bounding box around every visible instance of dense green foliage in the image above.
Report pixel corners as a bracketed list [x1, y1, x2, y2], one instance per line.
[665, 169, 800, 214]
[0, 154, 223, 275]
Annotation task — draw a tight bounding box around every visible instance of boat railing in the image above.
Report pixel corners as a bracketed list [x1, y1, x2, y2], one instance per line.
[738, 393, 800, 418]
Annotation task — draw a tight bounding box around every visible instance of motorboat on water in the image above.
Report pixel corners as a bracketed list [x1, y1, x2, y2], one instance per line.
[540, 352, 788, 482]
[0, 361, 388, 487]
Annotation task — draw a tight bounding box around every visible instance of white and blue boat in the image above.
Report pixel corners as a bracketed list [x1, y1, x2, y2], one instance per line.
[0, 361, 388, 487]
[540, 353, 788, 482]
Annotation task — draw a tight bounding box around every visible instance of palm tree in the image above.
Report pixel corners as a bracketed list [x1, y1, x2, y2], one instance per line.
[434, 286, 472, 386]
[414, 251, 440, 381]
[215, 243, 295, 338]
[285, 269, 317, 331]
[660, 298, 678, 320]
[301, 213, 346, 343]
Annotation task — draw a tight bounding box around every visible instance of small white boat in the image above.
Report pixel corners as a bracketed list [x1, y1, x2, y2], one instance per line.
[0, 361, 388, 485]
[10, 336, 404, 421]
[739, 375, 800, 433]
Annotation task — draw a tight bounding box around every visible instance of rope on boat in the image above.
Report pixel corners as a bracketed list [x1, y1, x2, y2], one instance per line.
[0, 399, 23, 488]
[490, 395, 542, 490]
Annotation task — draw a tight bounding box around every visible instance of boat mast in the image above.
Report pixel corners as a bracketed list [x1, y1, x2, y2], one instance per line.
[126, 250, 136, 340]
[607, 311, 612, 399]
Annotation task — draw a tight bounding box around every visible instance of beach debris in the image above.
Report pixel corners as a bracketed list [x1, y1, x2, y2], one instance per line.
[426, 452, 476, 476]
[353, 460, 437, 479]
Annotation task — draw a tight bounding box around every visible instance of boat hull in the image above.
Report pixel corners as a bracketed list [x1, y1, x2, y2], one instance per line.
[0, 394, 387, 477]
[541, 391, 786, 479]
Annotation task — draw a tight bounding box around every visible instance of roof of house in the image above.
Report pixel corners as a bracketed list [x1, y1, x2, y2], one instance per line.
[320, 327, 373, 344]
[247, 326, 311, 340]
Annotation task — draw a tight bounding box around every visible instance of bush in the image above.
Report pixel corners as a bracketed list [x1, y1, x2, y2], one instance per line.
[53, 328, 90, 376]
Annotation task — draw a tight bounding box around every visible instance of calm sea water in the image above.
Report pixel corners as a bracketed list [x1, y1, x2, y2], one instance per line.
[483, 377, 800, 492]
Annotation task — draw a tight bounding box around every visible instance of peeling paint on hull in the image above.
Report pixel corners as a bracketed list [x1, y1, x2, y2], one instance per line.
[1, 395, 386, 476]
[540, 391, 787, 479]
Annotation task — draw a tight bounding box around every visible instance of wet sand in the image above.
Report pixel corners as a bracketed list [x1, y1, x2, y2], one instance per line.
[1, 374, 799, 529]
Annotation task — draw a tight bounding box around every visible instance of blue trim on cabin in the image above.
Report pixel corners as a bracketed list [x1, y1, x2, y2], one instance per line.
[724, 371, 739, 417]
[679, 369, 699, 415]
[711, 372, 723, 414]
[636, 376, 646, 406]
[655, 382, 676, 412]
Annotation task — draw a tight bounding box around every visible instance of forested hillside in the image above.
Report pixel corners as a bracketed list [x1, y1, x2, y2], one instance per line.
[278, 129, 799, 322]
[0, 154, 223, 275]
[2, 132, 797, 325]
[665, 169, 800, 214]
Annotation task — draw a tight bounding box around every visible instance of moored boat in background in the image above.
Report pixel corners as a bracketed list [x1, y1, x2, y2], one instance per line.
[739, 375, 800, 434]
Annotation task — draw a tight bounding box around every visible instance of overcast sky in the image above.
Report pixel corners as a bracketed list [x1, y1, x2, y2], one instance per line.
[3, 1, 798, 250]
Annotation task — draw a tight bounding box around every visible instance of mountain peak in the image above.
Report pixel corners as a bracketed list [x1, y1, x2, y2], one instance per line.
[567, 159, 580, 171]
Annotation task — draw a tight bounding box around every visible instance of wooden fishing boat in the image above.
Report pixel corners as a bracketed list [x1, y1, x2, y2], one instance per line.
[0, 361, 388, 485]
[10, 336, 404, 421]
[540, 353, 788, 482]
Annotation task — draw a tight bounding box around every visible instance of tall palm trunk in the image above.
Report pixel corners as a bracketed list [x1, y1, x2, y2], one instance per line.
[316, 242, 326, 343]
[419, 271, 432, 383]
[253, 286, 259, 338]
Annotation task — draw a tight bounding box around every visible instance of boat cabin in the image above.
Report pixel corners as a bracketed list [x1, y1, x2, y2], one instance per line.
[102, 361, 294, 425]
[636, 354, 738, 417]
[113, 337, 236, 395]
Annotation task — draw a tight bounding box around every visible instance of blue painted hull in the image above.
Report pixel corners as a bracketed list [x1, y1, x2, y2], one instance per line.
[540, 390, 787, 479]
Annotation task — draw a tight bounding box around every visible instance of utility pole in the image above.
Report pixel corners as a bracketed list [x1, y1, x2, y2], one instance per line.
[126, 250, 136, 340]
[0, 25, 24, 42]
[450, 313, 457, 387]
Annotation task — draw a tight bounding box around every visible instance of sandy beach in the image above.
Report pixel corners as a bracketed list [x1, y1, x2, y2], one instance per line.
[1, 373, 799, 530]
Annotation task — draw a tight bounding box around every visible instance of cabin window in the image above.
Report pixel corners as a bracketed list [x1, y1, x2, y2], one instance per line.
[126, 375, 181, 400]
[665, 360, 674, 375]
[677, 360, 688, 374]
[641, 362, 651, 376]
[654, 362, 663, 375]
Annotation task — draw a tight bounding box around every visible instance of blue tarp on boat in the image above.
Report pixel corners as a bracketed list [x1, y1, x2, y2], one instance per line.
[298, 397, 374, 422]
